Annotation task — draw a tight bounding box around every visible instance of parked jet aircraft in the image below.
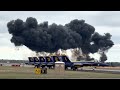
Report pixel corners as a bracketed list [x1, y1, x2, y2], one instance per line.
[28, 55, 109, 70]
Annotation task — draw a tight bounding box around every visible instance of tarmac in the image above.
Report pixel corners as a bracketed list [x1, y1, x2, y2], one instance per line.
[76, 67, 120, 74]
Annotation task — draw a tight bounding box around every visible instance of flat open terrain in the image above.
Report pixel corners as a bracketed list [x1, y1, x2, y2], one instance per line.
[0, 66, 120, 79]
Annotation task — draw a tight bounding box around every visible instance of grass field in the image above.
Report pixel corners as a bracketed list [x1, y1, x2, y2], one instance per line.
[0, 66, 120, 79]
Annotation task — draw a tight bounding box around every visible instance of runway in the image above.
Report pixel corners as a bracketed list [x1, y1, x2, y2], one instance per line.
[66, 67, 120, 74]
[77, 68, 120, 74]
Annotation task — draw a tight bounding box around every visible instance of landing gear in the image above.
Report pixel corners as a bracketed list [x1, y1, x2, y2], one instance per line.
[65, 66, 68, 70]
[72, 67, 78, 71]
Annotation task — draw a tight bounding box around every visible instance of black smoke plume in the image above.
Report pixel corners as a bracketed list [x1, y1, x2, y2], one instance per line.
[7, 17, 114, 62]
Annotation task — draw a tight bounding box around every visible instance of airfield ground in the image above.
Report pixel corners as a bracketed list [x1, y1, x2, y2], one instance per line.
[0, 66, 120, 79]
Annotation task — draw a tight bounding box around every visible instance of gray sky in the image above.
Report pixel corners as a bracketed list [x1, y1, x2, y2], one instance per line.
[0, 11, 120, 62]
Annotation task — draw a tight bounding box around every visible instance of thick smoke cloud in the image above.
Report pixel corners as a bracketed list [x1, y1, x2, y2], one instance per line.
[91, 32, 114, 53]
[7, 17, 82, 53]
[65, 19, 95, 54]
[7, 17, 114, 62]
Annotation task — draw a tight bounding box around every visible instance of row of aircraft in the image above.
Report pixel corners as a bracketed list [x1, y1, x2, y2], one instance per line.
[28, 55, 109, 70]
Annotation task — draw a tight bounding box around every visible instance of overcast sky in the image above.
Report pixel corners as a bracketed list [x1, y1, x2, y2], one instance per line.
[0, 11, 120, 62]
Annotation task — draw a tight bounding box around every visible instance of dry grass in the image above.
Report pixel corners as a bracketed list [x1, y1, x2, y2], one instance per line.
[0, 66, 120, 79]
